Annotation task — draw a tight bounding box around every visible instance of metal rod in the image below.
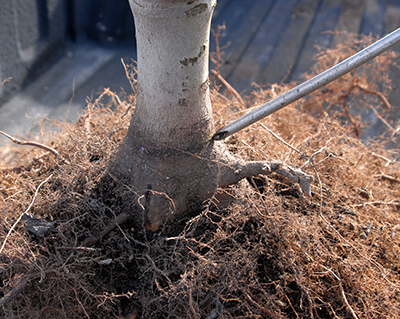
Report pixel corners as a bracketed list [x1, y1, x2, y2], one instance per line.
[213, 27, 400, 140]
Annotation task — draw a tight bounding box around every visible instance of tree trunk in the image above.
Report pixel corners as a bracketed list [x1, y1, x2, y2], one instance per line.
[127, 0, 216, 149]
[108, 0, 222, 231]
[106, 0, 312, 232]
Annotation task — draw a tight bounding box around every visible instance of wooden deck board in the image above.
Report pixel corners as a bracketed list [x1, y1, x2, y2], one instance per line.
[290, 0, 341, 81]
[256, 0, 320, 85]
[0, 44, 116, 137]
[211, 0, 275, 81]
[212, 0, 232, 19]
[331, 0, 366, 47]
[385, 3, 400, 33]
[360, 0, 385, 36]
[227, 0, 300, 93]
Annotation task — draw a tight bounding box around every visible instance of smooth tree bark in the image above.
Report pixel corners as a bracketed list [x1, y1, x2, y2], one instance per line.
[107, 0, 311, 231]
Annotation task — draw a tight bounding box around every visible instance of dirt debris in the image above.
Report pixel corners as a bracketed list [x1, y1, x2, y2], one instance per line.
[1, 35, 400, 318]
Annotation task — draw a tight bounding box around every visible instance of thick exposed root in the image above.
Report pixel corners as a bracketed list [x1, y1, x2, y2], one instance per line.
[106, 139, 312, 232]
[218, 157, 312, 196]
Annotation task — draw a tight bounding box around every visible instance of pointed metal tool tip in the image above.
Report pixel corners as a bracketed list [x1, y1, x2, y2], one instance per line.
[212, 130, 229, 140]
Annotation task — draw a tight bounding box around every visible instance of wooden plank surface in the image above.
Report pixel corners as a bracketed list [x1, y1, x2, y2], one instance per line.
[227, 0, 300, 93]
[213, 0, 232, 19]
[211, 0, 276, 80]
[256, 0, 320, 85]
[331, 0, 366, 47]
[0, 44, 117, 137]
[290, 0, 341, 81]
[385, 2, 400, 33]
[360, 0, 385, 36]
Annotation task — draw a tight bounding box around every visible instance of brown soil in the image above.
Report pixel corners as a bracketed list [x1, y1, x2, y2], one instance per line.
[1, 35, 400, 318]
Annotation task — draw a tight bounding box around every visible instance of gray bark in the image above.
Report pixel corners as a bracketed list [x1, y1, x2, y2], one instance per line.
[107, 0, 311, 231]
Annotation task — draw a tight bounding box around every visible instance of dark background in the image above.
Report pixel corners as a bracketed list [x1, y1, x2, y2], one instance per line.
[0, 0, 399, 142]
